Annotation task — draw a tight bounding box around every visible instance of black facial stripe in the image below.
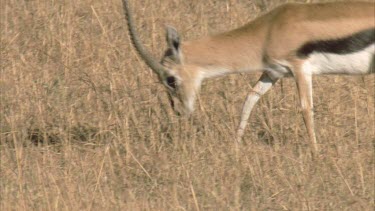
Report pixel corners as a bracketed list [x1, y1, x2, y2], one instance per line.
[167, 93, 175, 109]
[297, 28, 375, 58]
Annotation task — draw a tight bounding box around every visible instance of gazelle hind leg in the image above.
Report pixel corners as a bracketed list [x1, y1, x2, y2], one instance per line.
[293, 63, 318, 152]
[236, 73, 278, 142]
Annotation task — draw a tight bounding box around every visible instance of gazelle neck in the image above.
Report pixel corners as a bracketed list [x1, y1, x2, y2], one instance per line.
[181, 22, 267, 79]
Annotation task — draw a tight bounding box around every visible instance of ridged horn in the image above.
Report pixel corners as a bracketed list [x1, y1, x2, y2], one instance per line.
[121, 0, 168, 79]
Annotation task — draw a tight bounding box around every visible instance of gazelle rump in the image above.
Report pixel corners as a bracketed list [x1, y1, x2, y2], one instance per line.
[122, 0, 375, 151]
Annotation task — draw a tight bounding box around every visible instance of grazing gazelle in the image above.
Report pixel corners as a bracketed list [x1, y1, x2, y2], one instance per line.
[121, 0, 375, 151]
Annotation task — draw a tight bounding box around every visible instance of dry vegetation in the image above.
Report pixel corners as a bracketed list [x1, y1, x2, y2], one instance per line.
[1, 0, 374, 210]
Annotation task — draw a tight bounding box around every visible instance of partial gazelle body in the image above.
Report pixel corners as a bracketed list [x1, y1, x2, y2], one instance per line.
[122, 0, 375, 151]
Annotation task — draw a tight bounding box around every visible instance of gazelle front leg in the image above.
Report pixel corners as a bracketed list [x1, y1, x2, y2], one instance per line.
[292, 64, 318, 152]
[236, 73, 278, 142]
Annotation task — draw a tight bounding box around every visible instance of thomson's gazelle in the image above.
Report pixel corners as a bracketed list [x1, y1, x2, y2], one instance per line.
[122, 0, 375, 151]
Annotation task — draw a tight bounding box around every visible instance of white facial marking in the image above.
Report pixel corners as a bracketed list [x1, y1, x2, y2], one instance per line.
[186, 97, 195, 114]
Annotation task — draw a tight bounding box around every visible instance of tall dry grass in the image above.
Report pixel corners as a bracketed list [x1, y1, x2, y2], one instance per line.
[1, 0, 374, 210]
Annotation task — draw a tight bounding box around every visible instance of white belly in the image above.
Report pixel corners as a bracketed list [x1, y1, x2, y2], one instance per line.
[304, 44, 374, 75]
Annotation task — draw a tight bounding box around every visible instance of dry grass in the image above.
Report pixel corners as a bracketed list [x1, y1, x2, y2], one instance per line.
[1, 0, 374, 210]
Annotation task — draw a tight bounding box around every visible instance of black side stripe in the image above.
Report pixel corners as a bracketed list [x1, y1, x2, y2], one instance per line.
[297, 28, 375, 58]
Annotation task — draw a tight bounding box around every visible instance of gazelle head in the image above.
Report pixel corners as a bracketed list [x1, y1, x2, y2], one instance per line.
[159, 26, 203, 116]
[123, 0, 202, 116]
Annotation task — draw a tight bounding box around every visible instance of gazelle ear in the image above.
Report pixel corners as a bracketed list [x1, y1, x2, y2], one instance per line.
[166, 25, 182, 63]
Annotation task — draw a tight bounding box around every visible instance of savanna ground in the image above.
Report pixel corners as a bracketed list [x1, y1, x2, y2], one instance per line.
[1, 0, 374, 210]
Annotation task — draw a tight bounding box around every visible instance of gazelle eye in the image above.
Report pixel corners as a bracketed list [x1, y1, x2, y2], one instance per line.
[166, 76, 177, 89]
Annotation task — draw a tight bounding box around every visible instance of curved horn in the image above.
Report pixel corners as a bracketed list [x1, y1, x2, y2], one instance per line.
[121, 0, 168, 79]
